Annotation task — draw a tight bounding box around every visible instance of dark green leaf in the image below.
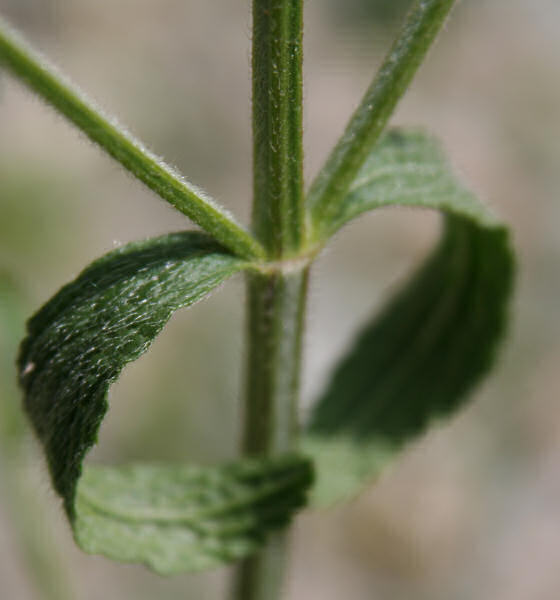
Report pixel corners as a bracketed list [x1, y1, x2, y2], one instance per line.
[305, 130, 514, 505]
[313, 129, 502, 239]
[17, 231, 312, 571]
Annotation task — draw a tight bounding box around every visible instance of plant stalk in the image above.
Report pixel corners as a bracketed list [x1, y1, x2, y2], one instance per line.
[306, 0, 457, 242]
[235, 268, 308, 600]
[251, 0, 305, 258]
[0, 16, 264, 261]
[235, 0, 306, 598]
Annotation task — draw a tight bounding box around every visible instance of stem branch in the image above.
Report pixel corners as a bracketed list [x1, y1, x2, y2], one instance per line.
[0, 16, 264, 260]
[306, 0, 457, 241]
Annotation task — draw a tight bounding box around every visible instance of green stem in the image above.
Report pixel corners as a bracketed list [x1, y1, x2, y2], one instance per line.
[0, 16, 264, 261]
[235, 1, 306, 598]
[251, 0, 305, 258]
[306, 0, 457, 242]
[242, 271, 308, 456]
[236, 268, 308, 600]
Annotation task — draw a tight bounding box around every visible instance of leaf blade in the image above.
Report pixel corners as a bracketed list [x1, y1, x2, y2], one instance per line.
[17, 231, 312, 572]
[305, 130, 514, 505]
[19, 231, 246, 510]
[315, 129, 500, 238]
[74, 456, 312, 575]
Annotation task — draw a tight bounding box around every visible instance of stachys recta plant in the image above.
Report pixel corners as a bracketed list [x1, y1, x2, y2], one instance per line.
[0, 2, 514, 599]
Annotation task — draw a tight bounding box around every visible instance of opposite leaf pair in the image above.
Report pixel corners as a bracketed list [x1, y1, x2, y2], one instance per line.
[18, 130, 513, 574]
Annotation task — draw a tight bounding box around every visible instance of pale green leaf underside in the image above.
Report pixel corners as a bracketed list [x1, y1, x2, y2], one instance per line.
[75, 457, 311, 575]
[306, 130, 514, 505]
[17, 232, 312, 572]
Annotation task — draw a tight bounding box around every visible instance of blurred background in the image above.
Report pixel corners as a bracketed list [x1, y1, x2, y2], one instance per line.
[1, 1, 559, 598]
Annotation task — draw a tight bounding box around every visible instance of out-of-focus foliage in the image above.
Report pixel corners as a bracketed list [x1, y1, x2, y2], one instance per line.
[0, 272, 74, 600]
[0, 271, 25, 448]
[326, 0, 412, 28]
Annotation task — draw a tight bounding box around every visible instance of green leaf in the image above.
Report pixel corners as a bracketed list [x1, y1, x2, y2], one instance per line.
[17, 231, 312, 572]
[313, 129, 502, 238]
[305, 130, 514, 505]
[75, 456, 312, 575]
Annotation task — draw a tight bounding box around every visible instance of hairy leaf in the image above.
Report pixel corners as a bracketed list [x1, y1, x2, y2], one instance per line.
[305, 130, 514, 505]
[17, 231, 312, 571]
[313, 129, 501, 238]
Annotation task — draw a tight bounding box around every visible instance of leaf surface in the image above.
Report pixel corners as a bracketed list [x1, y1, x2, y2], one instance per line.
[75, 456, 311, 574]
[17, 231, 312, 572]
[306, 130, 514, 505]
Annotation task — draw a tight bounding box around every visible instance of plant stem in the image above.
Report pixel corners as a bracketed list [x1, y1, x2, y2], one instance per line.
[235, 1, 306, 598]
[306, 0, 457, 242]
[242, 271, 308, 456]
[0, 16, 264, 261]
[235, 268, 308, 600]
[251, 0, 305, 258]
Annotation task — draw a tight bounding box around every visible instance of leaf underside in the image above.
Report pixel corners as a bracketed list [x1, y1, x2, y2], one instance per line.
[305, 130, 514, 505]
[75, 456, 311, 575]
[17, 231, 312, 572]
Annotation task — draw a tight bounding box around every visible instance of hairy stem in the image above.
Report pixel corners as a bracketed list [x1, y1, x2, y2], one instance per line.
[235, 1, 306, 598]
[306, 0, 457, 241]
[251, 0, 305, 258]
[235, 269, 308, 600]
[242, 271, 308, 456]
[0, 16, 264, 261]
